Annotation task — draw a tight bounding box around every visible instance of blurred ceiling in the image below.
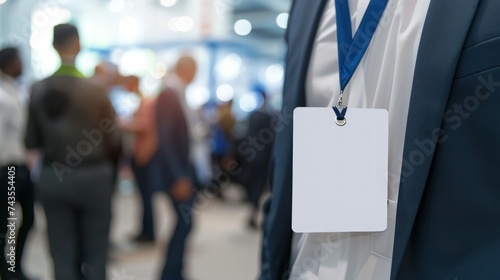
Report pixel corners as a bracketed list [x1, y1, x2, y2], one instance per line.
[230, 0, 292, 58]
[0, 0, 292, 59]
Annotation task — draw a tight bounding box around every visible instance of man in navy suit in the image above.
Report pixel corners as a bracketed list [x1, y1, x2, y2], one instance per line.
[260, 0, 500, 279]
[157, 55, 198, 280]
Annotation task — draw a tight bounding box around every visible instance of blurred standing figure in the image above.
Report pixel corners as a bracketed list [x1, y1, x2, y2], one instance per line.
[25, 24, 121, 280]
[214, 100, 236, 159]
[92, 62, 119, 90]
[0, 47, 35, 280]
[130, 96, 159, 243]
[240, 89, 274, 229]
[119, 85, 159, 244]
[157, 55, 198, 280]
[210, 100, 235, 199]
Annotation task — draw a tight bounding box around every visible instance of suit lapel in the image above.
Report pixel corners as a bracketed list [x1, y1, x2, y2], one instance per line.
[265, 0, 329, 278]
[392, 0, 481, 278]
[284, 0, 330, 109]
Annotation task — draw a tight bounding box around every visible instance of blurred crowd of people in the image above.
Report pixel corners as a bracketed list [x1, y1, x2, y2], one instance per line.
[0, 23, 276, 280]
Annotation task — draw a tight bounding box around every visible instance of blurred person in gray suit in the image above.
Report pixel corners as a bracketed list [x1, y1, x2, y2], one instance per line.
[25, 23, 121, 280]
[157, 55, 199, 280]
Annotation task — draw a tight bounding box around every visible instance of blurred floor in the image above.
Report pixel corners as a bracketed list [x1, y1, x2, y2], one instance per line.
[22, 181, 263, 280]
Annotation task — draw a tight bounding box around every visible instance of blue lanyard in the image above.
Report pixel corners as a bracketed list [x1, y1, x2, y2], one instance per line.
[335, 0, 389, 103]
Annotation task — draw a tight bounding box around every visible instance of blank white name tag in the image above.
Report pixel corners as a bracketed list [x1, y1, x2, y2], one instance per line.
[292, 107, 388, 233]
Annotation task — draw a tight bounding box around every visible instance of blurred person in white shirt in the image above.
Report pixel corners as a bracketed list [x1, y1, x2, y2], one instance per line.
[0, 46, 35, 280]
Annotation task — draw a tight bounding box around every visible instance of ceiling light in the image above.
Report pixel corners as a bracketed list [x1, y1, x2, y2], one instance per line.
[109, 0, 125, 13]
[119, 16, 139, 36]
[160, 0, 177, 7]
[216, 84, 235, 102]
[215, 53, 242, 80]
[176, 16, 194, 32]
[239, 92, 258, 112]
[234, 19, 252, 36]
[266, 64, 284, 83]
[276, 13, 289, 29]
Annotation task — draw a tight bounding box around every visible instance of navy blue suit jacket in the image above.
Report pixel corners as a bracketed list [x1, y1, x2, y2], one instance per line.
[156, 87, 192, 189]
[260, 0, 500, 279]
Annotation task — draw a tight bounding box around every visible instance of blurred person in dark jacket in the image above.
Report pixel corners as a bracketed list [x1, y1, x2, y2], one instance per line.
[239, 89, 274, 229]
[210, 100, 235, 199]
[156, 55, 198, 280]
[0, 47, 35, 280]
[215, 100, 236, 157]
[25, 23, 121, 280]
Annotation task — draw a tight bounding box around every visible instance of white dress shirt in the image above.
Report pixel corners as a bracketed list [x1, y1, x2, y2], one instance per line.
[0, 72, 27, 166]
[290, 0, 430, 279]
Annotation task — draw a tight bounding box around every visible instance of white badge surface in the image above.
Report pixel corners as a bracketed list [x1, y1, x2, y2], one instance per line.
[292, 107, 388, 233]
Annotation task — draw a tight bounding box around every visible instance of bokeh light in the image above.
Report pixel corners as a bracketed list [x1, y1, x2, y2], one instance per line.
[234, 19, 252, 36]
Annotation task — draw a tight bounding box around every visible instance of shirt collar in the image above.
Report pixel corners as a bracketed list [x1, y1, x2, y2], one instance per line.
[0, 71, 17, 85]
[53, 64, 85, 78]
[0, 71, 20, 99]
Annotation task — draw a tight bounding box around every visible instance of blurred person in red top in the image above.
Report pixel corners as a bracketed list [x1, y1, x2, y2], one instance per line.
[93, 62, 119, 89]
[119, 76, 160, 243]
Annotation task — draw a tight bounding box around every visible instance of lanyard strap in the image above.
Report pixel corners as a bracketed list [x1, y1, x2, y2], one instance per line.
[335, 0, 389, 95]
